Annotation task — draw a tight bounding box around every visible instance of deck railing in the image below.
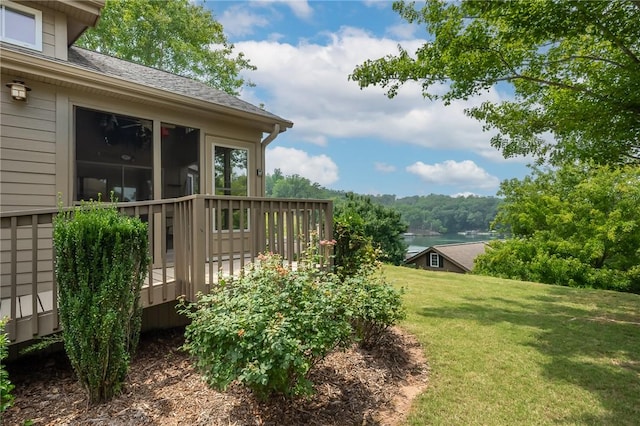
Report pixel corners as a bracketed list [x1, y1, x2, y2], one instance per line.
[0, 195, 333, 345]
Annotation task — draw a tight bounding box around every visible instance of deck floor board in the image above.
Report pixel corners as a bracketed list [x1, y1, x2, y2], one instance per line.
[1, 256, 259, 321]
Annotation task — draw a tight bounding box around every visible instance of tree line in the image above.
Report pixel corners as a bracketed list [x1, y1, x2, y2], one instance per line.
[266, 169, 502, 234]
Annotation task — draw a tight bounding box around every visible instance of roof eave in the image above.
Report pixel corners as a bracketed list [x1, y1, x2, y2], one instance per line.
[0, 47, 292, 133]
[28, 0, 105, 45]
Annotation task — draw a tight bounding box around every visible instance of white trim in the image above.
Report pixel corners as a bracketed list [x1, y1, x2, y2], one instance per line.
[429, 252, 440, 268]
[0, 0, 42, 51]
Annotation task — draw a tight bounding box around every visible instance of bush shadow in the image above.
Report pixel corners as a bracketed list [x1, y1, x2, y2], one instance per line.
[227, 328, 428, 426]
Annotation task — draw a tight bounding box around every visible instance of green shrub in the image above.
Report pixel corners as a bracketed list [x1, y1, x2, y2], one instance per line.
[180, 253, 353, 399]
[53, 200, 149, 403]
[345, 263, 406, 349]
[0, 318, 14, 413]
[334, 193, 408, 265]
[333, 211, 378, 279]
[475, 238, 639, 293]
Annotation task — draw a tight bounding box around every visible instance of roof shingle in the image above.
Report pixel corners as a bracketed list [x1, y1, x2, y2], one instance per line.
[66, 47, 290, 124]
[433, 242, 488, 271]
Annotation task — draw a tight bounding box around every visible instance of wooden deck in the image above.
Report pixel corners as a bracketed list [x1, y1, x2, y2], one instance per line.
[0, 256, 257, 320]
[1, 195, 331, 346]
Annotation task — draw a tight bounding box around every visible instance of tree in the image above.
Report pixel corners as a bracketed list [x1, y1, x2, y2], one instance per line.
[265, 168, 285, 196]
[385, 194, 501, 234]
[351, 0, 640, 165]
[474, 163, 640, 293]
[335, 193, 408, 265]
[272, 174, 326, 199]
[77, 0, 255, 95]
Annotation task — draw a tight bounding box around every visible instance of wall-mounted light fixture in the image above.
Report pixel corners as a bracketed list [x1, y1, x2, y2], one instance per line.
[6, 80, 31, 101]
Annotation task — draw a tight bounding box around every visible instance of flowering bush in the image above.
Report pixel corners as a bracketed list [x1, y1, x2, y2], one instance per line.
[180, 228, 406, 399]
[180, 253, 353, 399]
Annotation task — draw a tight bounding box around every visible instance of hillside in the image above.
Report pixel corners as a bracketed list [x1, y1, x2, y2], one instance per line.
[384, 265, 640, 425]
[265, 171, 502, 234]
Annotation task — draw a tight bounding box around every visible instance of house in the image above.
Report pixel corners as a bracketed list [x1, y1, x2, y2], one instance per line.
[1, 0, 333, 349]
[405, 242, 488, 273]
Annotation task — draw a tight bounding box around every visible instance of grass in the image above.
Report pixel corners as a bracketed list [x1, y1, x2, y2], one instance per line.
[383, 265, 640, 426]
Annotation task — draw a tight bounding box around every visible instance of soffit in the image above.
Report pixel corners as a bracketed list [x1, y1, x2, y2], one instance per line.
[27, 0, 104, 25]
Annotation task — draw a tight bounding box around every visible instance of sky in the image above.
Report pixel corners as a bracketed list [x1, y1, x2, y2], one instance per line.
[204, 0, 533, 198]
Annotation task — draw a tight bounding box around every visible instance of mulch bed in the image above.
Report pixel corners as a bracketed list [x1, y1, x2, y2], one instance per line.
[4, 327, 429, 426]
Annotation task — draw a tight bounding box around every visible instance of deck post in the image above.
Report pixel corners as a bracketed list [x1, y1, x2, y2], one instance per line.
[325, 200, 334, 268]
[191, 196, 206, 300]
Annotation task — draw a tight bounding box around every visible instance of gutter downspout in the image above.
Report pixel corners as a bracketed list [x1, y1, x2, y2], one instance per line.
[260, 123, 280, 194]
[261, 123, 280, 147]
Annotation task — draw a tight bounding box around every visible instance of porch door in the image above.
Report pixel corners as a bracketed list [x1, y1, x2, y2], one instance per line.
[206, 137, 251, 259]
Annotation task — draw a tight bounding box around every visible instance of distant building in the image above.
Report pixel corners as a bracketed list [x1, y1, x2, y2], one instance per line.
[405, 242, 488, 273]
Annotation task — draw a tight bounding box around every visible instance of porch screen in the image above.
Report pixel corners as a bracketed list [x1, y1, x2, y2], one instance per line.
[161, 123, 199, 198]
[75, 107, 152, 202]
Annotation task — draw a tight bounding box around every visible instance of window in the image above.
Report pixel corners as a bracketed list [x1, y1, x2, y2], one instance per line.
[214, 145, 248, 230]
[430, 253, 440, 268]
[0, 1, 42, 51]
[214, 146, 247, 196]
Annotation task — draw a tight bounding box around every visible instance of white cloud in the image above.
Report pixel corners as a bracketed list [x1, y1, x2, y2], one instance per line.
[236, 27, 518, 163]
[406, 160, 500, 190]
[218, 5, 270, 37]
[283, 0, 313, 19]
[267, 32, 286, 42]
[362, 0, 391, 9]
[266, 146, 339, 185]
[374, 162, 396, 173]
[218, 1, 313, 37]
[452, 192, 479, 198]
[247, 0, 313, 19]
[301, 134, 328, 146]
[385, 23, 418, 40]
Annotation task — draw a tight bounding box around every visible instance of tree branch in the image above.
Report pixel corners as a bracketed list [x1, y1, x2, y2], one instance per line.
[484, 47, 605, 100]
[580, 4, 640, 65]
[523, 55, 631, 70]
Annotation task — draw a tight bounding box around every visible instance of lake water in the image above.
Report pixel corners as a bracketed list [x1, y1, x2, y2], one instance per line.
[405, 233, 497, 256]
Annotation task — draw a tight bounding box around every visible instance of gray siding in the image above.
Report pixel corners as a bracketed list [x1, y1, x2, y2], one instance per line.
[0, 76, 57, 211]
[42, 8, 56, 57]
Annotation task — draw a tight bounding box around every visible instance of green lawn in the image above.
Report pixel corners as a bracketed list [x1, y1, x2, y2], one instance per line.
[383, 265, 640, 426]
